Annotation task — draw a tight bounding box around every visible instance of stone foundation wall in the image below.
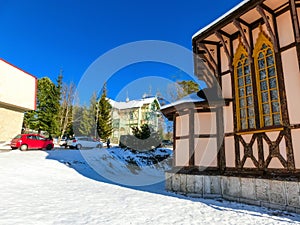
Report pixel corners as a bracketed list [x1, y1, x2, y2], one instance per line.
[165, 172, 300, 213]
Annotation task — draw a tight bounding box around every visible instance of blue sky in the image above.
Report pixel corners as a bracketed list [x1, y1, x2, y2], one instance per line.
[0, 0, 242, 102]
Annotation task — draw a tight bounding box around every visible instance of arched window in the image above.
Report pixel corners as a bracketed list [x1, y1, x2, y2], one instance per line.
[253, 31, 281, 127]
[233, 42, 256, 130]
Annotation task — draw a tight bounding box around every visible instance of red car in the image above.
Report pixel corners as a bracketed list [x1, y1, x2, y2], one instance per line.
[10, 134, 54, 151]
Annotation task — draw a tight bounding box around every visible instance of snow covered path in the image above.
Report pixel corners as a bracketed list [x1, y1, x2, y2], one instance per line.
[0, 150, 299, 225]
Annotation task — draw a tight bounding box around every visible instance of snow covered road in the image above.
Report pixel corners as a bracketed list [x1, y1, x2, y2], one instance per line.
[0, 150, 299, 225]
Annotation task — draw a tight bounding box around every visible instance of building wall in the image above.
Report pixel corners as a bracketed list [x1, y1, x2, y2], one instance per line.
[0, 107, 24, 142]
[0, 59, 36, 143]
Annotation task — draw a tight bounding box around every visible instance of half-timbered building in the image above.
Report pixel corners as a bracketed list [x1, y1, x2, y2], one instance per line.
[161, 0, 300, 212]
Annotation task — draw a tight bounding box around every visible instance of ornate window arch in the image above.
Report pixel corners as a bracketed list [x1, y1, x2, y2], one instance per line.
[233, 41, 256, 130]
[253, 30, 281, 127]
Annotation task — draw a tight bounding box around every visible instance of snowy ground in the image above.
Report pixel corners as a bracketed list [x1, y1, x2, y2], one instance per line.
[0, 148, 300, 225]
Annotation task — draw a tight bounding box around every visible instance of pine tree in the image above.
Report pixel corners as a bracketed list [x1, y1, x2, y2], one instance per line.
[36, 77, 61, 136]
[96, 84, 112, 140]
[78, 105, 94, 136]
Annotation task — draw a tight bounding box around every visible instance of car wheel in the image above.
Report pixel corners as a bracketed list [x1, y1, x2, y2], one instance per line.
[76, 144, 82, 150]
[20, 144, 28, 151]
[96, 144, 102, 148]
[46, 144, 53, 150]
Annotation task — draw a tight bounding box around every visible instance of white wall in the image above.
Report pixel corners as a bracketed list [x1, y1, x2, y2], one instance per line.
[0, 59, 36, 110]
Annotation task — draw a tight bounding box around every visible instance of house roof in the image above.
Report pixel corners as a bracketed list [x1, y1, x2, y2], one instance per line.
[109, 96, 159, 110]
[160, 92, 205, 110]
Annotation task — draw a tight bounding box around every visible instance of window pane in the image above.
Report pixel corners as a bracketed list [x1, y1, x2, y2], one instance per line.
[239, 88, 245, 97]
[247, 96, 253, 106]
[262, 44, 268, 50]
[238, 62, 242, 67]
[258, 59, 265, 69]
[241, 54, 245, 59]
[268, 67, 275, 77]
[258, 52, 264, 59]
[241, 119, 247, 130]
[259, 70, 266, 80]
[263, 104, 270, 114]
[272, 102, 280, 113]
[262, 92, 268, 103]
[264, 116, 271, 126]
[248, 107, 255, 117]
[273, 114, 281, 125]
[246, 86, 252, 95]
[245, 75, 251, 85]
[269, 78, 277, 89]
[260, 81, 267, 91]
[266, 48, 272, 55]
[270, 90, 278, 100]
[244, 65, 250, 74]
[237, 67, 243, 76]
[240, 99, 246, 108]
[248, 118, 255, 129]
[238, 78, 244, 86]
[240, 108, 246, 118]
[266, 56, 274, 66]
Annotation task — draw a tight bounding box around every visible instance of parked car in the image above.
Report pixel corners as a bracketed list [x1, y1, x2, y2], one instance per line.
[58, 137, 68, 148]
[10, 134, 54, 151]
[66, 136, 103, 149]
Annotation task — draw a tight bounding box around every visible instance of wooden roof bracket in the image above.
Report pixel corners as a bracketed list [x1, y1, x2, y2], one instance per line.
[233, 19, 253, 62]
[198, 43, 218, 72]
[256, 5, 279, 53]
[215, 31, 233, 72]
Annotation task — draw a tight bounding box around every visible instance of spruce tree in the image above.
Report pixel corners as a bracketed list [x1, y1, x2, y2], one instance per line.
[96, 84, 112, 140]
[36, 77, 61, 136]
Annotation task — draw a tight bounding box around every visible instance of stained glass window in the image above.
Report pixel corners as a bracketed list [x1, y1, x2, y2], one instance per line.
[234, 44, 256, 130]
[254, 33, 281, 127]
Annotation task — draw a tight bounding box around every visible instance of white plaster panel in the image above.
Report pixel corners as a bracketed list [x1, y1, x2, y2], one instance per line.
[266, 131, 280, 142]
[175, 139, 189, 167]
[281, 48, 300, 124]
[244, 158, 256, 168]
[263, 138, 269, 161]
[279, 138, 287, 161]
[277, 11, 295, 47]
[220, 46, 229, 73]
[291, 129, 300, 169]
[221, 74, 232, 99]
[253, 139, 259, 160]
[268, 157, 285, 169]
[0, 60, 36, 110]
[225, 136, 235, 167]
[176, 114, 189, 136]
[223, 103, 234, 133]
[194, 138, 218, 167]
[240, 133, 252, 143]
[194, 112, 216, 135]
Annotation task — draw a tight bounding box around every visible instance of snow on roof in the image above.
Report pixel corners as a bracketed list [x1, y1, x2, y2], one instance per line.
[109, 96, 158, 110]
[192, 0, 251, 39]
[160, 92, 205, 110]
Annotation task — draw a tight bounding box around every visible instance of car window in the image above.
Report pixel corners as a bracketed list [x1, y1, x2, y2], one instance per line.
[78, 137, 88, 141]
[36, 136, 45, 141]
[27, 135, 36, 140]
[14, 135, 22, 139]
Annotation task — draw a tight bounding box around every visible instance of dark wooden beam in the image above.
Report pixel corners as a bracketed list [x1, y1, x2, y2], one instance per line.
[215, 31, 233, 71]
[256, 5, 279, 52]
[189, 109, 195, 166]
[198, 43, 217, 72]
[233, 19, 252, 62]
[289, 0, 300, 70]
